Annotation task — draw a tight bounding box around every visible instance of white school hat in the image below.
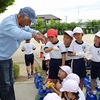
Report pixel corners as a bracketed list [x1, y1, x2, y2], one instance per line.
[66, 73, 80, 84]
[60, 66, 72, 75]
[43, 93, 61, 100]
[60, 79, 79, 93]
[95, 31, 100, 37]
[64, 30, 73, 38]
[73, 27, 83, 34]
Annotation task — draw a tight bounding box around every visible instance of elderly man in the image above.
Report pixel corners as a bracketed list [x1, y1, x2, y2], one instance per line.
[0, 7, 45, 100]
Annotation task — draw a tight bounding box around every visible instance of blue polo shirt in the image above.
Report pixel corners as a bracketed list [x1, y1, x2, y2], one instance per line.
[0, 14, 39, 60]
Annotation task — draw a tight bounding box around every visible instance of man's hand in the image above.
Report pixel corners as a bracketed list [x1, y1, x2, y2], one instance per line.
[32, 33, 45, 43]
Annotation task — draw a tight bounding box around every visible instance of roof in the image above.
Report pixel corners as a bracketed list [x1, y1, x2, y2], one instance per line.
[36, 14, 61, 20]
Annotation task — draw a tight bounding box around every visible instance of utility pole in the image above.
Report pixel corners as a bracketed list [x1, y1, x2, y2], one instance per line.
[65, 16, 67, 23]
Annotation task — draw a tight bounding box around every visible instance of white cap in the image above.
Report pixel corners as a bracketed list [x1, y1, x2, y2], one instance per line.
[64, 30, 73, 38]
[43, 93, 61, 100]
[60, 66, 72, 75]
[95, 31, 100, 37]
[73, 27, 83, 34]
[66, 73, 80, 84]
[60, 79, 79, 93]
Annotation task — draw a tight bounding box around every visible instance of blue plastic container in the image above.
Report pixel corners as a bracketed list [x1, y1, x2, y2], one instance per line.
[39, 82, 44, 89]
[46, 89, 52, 94]
[34, 74, 44, 89]
[39, 96, 44, 100]
[86, 84, 91, 93]
[38, 85, 52, 95]
[96, 86, 100, 100]
[86, 91, 97, 100]
[83, 77, 91, 87]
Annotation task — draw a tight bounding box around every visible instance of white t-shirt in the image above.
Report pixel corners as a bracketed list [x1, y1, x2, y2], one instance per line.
[21, 42, 36, 54]
[68, 40, 88, 59]
[89, 44, 100, 62]
[78, 88, 86, 100]
[66, 46, 72, 61]
[41, 43, 50, 60]
[45, 40, 66, 59]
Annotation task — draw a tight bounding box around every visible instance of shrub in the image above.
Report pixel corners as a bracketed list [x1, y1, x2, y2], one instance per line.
[13, 63, 20, 79]
[35, 66, 42, 73]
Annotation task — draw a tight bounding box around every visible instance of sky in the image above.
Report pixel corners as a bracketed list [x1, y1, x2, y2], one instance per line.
[0, 0, 100, 23]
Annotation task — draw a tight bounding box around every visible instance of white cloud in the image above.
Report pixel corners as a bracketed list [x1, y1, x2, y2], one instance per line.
[0, 0, 100, 22]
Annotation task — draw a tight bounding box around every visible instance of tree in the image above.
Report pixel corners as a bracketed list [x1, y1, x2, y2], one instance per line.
[31, 18, 46, 34]
[86, 19, 100, 33]
[67, 22, 77, 30]
[0, 0, 15, 13]
[48, 20, 67, 35]
[31, 18, 77, 35]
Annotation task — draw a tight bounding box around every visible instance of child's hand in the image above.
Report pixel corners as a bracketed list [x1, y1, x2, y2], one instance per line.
[56, 82, 62, 91]
[84, 51, 92, 60]
[76, 52, 85, 57]
[53, 46, 59, 50]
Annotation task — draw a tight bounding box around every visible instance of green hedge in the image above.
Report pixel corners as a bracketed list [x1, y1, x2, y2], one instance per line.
[13, 63, 20, 79]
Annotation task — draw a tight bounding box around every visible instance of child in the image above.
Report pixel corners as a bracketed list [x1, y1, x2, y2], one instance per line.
[49, 65, 72, 95]
[43, 93, 62, 100]
[58, 66, 72, 82]
[63, 30, 73, 67]
[60, 79, 81, 100]
[41, 33, 50, 76]
[44, 28, 66, 84]
[68, 27, 88, 90]
[89, 31, 100, 94]
[66, 73, 86, 100]
[21, 39, 36, 78]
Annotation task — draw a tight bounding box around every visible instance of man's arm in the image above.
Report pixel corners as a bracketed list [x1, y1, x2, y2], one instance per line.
[24, 26, 46, 43]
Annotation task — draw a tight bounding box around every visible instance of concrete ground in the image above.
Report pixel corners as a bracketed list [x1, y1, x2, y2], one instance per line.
[14, 63, 38, 100]
[15, 81, 38, 100]
[13, 34, 94, 100]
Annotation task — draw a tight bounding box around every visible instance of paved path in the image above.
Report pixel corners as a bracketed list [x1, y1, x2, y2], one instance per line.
[14, 63, 38, 100]
[15, 81, 37, 100]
